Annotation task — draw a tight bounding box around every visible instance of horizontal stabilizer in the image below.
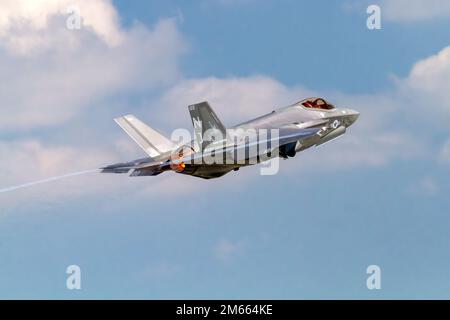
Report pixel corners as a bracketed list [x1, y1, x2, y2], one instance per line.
[114, 115, 175, 158]
[100, 157, 165, 176]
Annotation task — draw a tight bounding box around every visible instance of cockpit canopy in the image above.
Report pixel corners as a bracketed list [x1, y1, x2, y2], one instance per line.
[297, 97, 335, 110]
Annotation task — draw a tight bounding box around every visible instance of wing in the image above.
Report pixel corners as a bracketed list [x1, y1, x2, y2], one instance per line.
[180, 127, 321, 164]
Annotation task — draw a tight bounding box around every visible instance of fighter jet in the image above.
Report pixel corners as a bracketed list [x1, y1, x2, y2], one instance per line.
[101, 97, 359, 179]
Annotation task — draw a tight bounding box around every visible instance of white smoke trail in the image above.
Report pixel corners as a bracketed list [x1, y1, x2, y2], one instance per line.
[0, 169, 100, 194]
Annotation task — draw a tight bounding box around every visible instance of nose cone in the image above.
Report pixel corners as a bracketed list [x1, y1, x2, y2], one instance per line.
[345, 109, 360, 127]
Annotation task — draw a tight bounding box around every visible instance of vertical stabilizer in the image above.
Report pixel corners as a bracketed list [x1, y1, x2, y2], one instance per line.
[188, 102, 226, 148]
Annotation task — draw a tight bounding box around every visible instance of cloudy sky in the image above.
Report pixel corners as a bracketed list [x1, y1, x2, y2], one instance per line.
[0, 0, 450, 299]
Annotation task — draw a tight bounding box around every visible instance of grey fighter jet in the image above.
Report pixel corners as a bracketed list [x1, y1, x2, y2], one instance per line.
[101, 97, 359, 179]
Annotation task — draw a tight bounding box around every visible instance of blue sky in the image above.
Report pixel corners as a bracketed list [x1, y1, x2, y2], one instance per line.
[0, 0, 450, 299]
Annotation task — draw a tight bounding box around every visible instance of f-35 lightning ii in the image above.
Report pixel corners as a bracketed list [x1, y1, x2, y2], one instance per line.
[101, 97, 359, 179]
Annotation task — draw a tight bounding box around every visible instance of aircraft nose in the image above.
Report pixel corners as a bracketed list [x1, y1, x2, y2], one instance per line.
[345, 109, 360, 127]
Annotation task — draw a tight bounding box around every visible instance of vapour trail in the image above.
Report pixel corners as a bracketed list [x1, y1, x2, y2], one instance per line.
[0, 169, 100, 194]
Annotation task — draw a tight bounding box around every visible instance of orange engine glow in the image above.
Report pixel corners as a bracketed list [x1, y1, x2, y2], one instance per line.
[170, 145, 194, 173]
[170, 161, 185, 172]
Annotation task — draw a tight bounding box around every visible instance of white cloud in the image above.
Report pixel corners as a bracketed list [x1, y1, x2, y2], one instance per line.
[0, 1, 191, 210]
[158, 75, 311, 128]
[0, 0, 123, 54]
[0, 18, 186, 131]
[0, 138, 126, 212]
[0, 138, 212, 212]
[0, 139, 117, 184]
[380, 0, 450, 22]
[401, 45, 450, 115]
